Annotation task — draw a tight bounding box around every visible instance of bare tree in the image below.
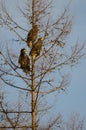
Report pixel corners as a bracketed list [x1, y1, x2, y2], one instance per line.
[0, 0, 85, 130]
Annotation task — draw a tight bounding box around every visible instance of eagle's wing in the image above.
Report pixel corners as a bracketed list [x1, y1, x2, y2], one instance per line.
[27, 25, 38, 48]
[19, 54, 30, 72]
[27, 29, 33, 48]
[23, 56, 30, 74]
[18, 54, 23, 66]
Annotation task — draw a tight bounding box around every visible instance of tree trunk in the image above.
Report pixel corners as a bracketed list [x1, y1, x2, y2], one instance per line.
[31, 0, 37, 129]
[31, 57, 36, 130]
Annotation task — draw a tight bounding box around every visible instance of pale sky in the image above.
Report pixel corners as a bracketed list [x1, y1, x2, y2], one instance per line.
[54, 0, 86, 124]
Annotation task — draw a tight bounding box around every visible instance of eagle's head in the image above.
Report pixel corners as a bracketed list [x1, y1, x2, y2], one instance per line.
[21, 48, 27, 54]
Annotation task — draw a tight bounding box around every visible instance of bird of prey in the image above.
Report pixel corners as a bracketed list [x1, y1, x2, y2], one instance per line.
[30, 37, 44, 60]
[18, 48, 30, 75]
[27, 25, 38, 48]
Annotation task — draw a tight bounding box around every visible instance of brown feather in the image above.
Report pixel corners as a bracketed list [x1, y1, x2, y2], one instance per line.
[30, 37, 44, 59]
[18, 48, 30, 74]
[27, 25, 38, 48]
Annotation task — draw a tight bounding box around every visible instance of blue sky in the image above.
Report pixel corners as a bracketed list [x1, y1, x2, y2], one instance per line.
[53, 0, 86, 123]
[0, 0, 86, 126]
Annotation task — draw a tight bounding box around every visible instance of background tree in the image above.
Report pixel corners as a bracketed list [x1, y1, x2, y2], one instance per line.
[0, 0, 85, 130]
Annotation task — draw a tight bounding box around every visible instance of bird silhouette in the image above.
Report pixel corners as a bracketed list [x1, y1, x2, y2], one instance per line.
[27, 25, 38, 48]
[18, 48, 30, 74]
[30, 37, 44, 60]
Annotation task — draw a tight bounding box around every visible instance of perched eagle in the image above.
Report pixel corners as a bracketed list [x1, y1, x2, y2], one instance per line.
[27, 25, 38, 48]
[29, 37, 44, 60]
[18, 48, 30, 75]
